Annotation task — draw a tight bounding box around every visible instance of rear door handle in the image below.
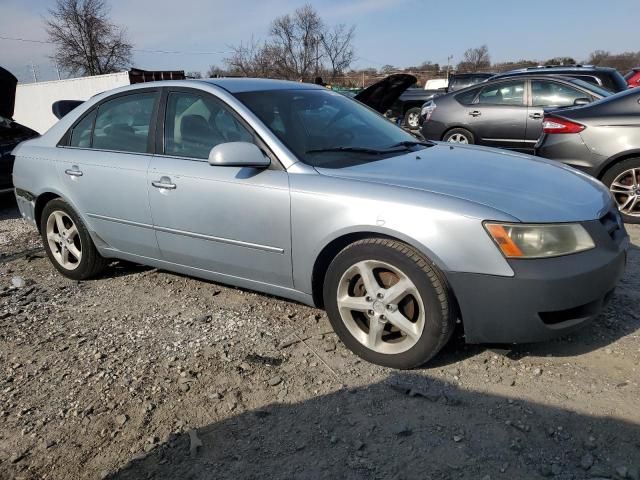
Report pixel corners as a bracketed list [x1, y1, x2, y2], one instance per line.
[529, 113, 543, 120]
[468, 110, 481, 117]
[152, 178, 177, 190]
[65, 167, 83, 177]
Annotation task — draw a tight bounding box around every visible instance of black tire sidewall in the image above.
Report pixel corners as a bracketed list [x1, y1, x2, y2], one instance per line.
[443, 128, 474, 144]
[323, 241, 451, 369]
[602, 158, 640, 224]
[40, 198, 99, 280]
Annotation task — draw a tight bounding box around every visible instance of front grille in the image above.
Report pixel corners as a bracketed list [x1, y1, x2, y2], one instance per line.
[599, 208, 622, 241]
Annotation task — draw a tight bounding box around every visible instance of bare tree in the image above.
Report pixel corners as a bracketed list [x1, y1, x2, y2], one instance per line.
[457, 45, 491, 72]
[186, 71, 202, 79]
[225, 38, 276, 78]
[207, 65, 227, 78]
[46, 0, 132, 76]
[587, 50, 640, 72]
[544, 56, 576, 66]
[321, 24, 355, 81]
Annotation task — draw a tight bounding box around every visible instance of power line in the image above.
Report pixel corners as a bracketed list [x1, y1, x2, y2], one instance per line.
[0, 35, 230, 55]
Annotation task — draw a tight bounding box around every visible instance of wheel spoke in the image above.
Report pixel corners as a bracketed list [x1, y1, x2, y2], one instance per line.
[66, 224, 79, 240]
[383, 277, 414, 304]
[354, 261, 379, 295]
[620, 195, 636, 211]
[366, 318, 385, 348]
[338, 295, 370, 312]
[54, 212, 66, 233]
[67, 243, 81, 262]
[61, 246, 70, 265]
[47, 232, 62, 244]
[385, 311, 419, 340]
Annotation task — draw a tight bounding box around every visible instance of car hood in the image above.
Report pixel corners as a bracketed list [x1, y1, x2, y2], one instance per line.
[0, 66, 18, 119]
[354, 74, 416, 113]
[315, 144, 612, 222]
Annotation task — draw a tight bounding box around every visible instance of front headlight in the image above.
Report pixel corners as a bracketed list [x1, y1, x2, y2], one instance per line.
[484, 223, 595, 258]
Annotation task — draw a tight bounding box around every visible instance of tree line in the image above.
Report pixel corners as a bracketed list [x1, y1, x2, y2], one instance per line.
[44, 0, 640, 87]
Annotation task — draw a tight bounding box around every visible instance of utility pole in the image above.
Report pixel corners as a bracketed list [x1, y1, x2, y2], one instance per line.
[446, 55, 453, 81]
[55, 62, 61, 80]
[30, 63, 38, 83]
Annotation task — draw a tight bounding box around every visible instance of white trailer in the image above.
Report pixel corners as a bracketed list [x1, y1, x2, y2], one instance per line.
[13, 69, 185, 134]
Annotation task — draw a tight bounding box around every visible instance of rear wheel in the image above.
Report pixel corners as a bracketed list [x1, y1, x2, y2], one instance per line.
[403, 108, 421, 130]
[602, 158, 640, 224]
[323, 238, 455, 369]
[40, 198, 108, 280]
[443, 128, 474, 144]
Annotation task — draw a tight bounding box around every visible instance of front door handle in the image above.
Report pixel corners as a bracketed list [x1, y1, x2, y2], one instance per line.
[468, 110, 481, 117]
[152, 178, 177, 190]
[529, 113, 543, 120]
[65, 167, 83, 177]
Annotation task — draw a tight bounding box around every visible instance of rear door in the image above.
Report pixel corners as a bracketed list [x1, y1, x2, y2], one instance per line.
[56, 90, 160, 258]
[468, 80, 527, 150]
[526, 80, 593, 146]
[147, 88, 293, 287]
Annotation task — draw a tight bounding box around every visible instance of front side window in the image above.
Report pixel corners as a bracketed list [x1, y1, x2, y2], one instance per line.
[235, 89, 426, 168]
[477, 81, 525, 105]
[92, 92, 156, 153]
[164, 91, 253, 159]
[531, 80, 588, 107]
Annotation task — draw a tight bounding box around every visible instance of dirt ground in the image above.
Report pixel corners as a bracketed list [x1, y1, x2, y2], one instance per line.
[0, 193, 639, 480]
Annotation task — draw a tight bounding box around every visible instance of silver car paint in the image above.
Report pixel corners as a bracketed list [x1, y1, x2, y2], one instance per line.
[12, 78, 612, 308]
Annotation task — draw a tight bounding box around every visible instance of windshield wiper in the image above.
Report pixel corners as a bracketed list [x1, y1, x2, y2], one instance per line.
[384, 140, 435, 149]
[306, 146, 389, 155]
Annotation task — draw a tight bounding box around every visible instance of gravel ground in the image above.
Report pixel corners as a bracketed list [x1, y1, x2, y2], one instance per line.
[0, 193, 639, 480]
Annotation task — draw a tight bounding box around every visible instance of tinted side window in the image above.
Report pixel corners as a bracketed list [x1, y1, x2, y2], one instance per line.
[70, 110, 96, 148]
[455, 88, 480, 105]
[531, 81, 588, 107]
[164, 92, 253, 160]
[477, 81, 525, 105]
[92, 92, 156, 153]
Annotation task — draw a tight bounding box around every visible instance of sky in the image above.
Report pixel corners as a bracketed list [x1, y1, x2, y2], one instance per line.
[1, 0, 639, 83]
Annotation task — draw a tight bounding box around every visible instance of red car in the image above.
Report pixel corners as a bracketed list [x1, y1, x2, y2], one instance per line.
[625, 68, 640, 88]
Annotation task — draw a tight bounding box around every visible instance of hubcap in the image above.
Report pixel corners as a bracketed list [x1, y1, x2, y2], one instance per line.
[336, 260, 425, 355]
[447, 133, 468, 144]
[610, 168, 640, 217]
[46, 211, 82, 270]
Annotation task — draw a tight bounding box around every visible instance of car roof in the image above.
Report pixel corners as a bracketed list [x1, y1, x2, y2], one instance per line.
[496, 65, 616, 75]
[198, 77, 325, 93]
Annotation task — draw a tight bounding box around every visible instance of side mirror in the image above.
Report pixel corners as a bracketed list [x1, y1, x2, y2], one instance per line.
[208, 142, 270, 168]
[573, 98, 590, 106]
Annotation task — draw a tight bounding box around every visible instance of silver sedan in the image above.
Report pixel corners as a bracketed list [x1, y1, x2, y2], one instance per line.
[12, 79, 629, 368]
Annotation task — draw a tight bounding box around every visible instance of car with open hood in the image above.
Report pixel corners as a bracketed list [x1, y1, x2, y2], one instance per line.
[12, 78, 629, 368]
[0, 66, 38, 194]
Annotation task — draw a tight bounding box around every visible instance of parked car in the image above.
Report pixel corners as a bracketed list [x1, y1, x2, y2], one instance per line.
[0, 66, 38, 194]
[420, 75, 610, 152]
[535, 87, 640, 224]
[446, 72, 495, 92]
[491, 65, 628, 93]
[625, 68, 640, 88]
[13, 79, 628, 368]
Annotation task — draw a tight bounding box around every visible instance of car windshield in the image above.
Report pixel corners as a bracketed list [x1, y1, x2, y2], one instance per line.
[235, 88, 430, 168]
[567, 78, 611, 98]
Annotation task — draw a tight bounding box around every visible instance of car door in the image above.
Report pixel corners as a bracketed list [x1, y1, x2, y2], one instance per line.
[526, 80, 593, 146]
[56, 89, 161, 258]
[467, 80, 527, 150]
[147, 88, 293, 288]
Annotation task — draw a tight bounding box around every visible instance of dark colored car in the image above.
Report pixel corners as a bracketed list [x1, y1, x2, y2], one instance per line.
[420, 75, 610, 152]
[0, 66, 38, 194]
[625, 68, 640, 88]
[491, 65, 628, 93]
[535, 87, 640, 223]
[447, 72, 495, 92]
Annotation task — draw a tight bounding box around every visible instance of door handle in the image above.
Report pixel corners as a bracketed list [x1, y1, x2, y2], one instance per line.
[468, 110, 481, 117]
[65, 167, 83, 177]
[529, 113, 543, 120]
[152, 180, 176, 190]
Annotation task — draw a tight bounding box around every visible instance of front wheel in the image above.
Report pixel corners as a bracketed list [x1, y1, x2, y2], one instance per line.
[403, 108, 421, 130]
[40, 198, 108, 280]
[323, 238, 455, 369]
[602, 158, 640, 224]
[443, 128, 474, 144]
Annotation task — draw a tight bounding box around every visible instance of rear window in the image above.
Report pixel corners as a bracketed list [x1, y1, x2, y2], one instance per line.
[455, 88, 480, 105]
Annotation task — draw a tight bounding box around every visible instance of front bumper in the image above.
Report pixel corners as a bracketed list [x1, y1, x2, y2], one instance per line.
[446, 214, 629, 344]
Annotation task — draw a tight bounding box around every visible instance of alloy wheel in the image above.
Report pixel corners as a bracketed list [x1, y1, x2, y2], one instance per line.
[336, 260, 425, 354]
[46, 210, 82, 270]
[447, 133, 469, 144]
[406, 112, 420, 129]
[609, 168, 640, 217]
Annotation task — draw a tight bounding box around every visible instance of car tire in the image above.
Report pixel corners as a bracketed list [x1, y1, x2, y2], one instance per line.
[443, 128, 474, 145]
[40, 198, 108, 280]
[403, 108, 422, 130]
[323, 238, 456, 369]
[601, 158, 640, 224]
